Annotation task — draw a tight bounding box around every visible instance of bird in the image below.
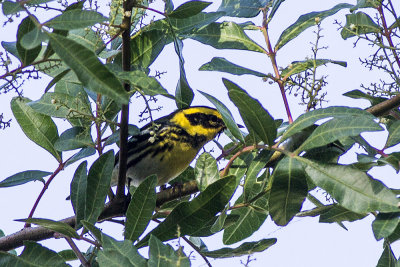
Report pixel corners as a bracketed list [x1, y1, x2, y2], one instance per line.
[111, 106, 226, 187]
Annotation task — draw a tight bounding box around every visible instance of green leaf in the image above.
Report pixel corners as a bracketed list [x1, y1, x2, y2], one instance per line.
[17, 218, 79, 239]
[223, 193, 268, 245]
[386, 121, 400, 148]
[117, 70, 173, 98]
[377, 243, 397, 267]
[125, 175, 157, 242]
[244, 150, 272, 201]
[372, 213, 400, 241]
[217, 0, 265, 18]
[318, 204, 367, 223]
[148, 235, 190, 267]
[54, 127, 93, 151]
[199, 57, 266, 77]
[45, 10, 107, 30]
[350, 0, 381, 11]
[58, 249, 77, 261]
[341, 12, 381, 40]
[20, 27, 47, 50]
[297, 116, 383, 152]
[81, 221, 102, 242]
[1, 41, 19, 59]
[281, 106, 376, 143]
[199, 90, 244, 143]
[68, 28, 105, 51]
[47, 33, 128, 105]
[275, 3, 352, 50]
[17, 16, 41, 65]
[302, 159, 400, 213]
[85, 151, 114, 224]
[224, 78, 276, 146]
[2, 0, 24, 15]
[137, 176, 237, 247]
[281, 59, 347, 78]
[0, 241, 68, 266]
[65, 147, 96, 167]
[269, 0, 286, 20]
[210, 204, 230, 233]
[11, 97, 61, 162]
[195, 153, 220, 191]
[202, 238, 277, 258]
[269, 157, 307, 226]
[379, 152, 400, 173]
[70, 161, 88, 227]
[187, 22, 265, 53]
[174, 38, 194, 109]
[98, 234, 147, 267]
[169, 1, 211, 18]
[130, 30, 167, 69]
[343, 89, 387, 106]
[0, 170, 50, 188]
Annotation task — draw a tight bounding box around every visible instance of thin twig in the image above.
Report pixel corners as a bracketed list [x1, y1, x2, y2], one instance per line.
[181, 236, 212, 267]
[65, 237, 90, 267]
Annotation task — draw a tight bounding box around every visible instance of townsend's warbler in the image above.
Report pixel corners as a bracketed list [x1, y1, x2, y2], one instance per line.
[111, 106, 226, 187]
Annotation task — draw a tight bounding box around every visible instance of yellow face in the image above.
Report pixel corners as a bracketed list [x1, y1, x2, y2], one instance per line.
[170, 106, 226, 142]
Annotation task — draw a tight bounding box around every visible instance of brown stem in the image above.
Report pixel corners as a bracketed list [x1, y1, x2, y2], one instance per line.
[65, 237, 90, 267]
[366, 93, 400, 116]
[378, 5, 400, 70]
[24, 162, 65, 228]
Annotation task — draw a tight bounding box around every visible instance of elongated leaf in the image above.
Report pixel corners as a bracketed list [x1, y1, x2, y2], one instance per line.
[11, 97, 61, 162]
[70, 161, 87, 227]
[148, 235, 190, 267]
[223, 193, 268, 245]
[297, 116, 382, 152]
[224, 78, 276, 146]
[174, 38, 194, 109]
[269, 157, 307, 226]
[210, 205, 230, 233]
[169, 1, 211, 18]
[281, 59, 347, 78]
[125, 175, 157, 242]
[2, 0, 24, 15]
[269, 0, 286, 20]
[0, 241, 68, 266]
[0, 170, 50, 187]
[195, 153, 220, 191]
[200, 57, 266, 77]
[350, 0, 381, 11]
[47, 33, 128, 105]
[45, 10, 107, 30]
[17, 218, 79, 239]
[20, 27, 47, 50]
[130, 30, 167, 69]
[202, 238, 277, 258]
[217, 0, 264, 18]
[137, 176, 237, 247]
[81, 221, 103, 242]
[85, 151, 114, 224]
[372, 213, 400, 241]
[341, 12, 381, 40]
[1, 41, 19, 59]
[302, 158, 400, 213]
[65, 147, 96, 167]
[275, 3, 352, 50]
[187, 22, 265, 53]
[244, 150, 272, 201]
[281, 106, 376, 143]
[17, 16, 41, 65]
[343, 90, 387, 106]
[318, 204, 367, 223]
[376, 243, 397, 267]
[386, 121, 400, 148]
[54, 127, 93, 151]
[98, 234, 147, 267]
[199, 90, 244, 142]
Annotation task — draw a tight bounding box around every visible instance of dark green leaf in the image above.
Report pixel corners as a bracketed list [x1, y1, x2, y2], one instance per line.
[104, 125, 140, 146]
[98, 234, 147, 266]
[341, 12, 381, 40]
[65, 147, 96, 167]
[0, 170, 50, 187]
[148, 235, 190, 267]
[269, 0, 286, 20]
[169, 1, 211, 18]
[81, 221, 102, 242]
[17, 218, 79, 239]
[125, 175, 157, 242]
[386, 121, 400, 148]
[378, 152, 400, 173]
[210, 205, 230, 233]
[377, 243, 397, 267]
[131, 30, 167, 69]
[2, 0, 24, 15]
[350, 0, 381, 11]
[281, 59, 347, 78]
[58, 249, 77, 261]
[318, 204, 367, 223]
[275, 3, 352, 50]
[45, 10, 107, 30]
[302, 159, 400, 213]
[11, 97, 61, 162]
[199, 57, 266, 77]
[70, 161, 88, 227]
[85, 151, 114, 224]
[174, 38, 194, 109]
[224, 78, 276, 146]
[269, 157, 307, 226]
[1, 41, 19, 59]
[47, 33, 128, 105]
[138, 176, 237, 247]
[244, 150, 272, 201]
[195, 153, 220, 191]
[343, 89, 387, 106]
[372, 213, 400, 241]
[187, 22, 265, 53]
[297, 117, 383, 152]
[54, 127, 93, 151]
[20, 27, 47, 50]
[199, 90, 244, 143]
[217, 0, 265, 18]
[202, 238, 277, 258]
[17, 16, 41, 65]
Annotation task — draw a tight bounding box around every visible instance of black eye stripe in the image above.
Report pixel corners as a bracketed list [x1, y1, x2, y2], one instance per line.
[185, 113, 224, 128]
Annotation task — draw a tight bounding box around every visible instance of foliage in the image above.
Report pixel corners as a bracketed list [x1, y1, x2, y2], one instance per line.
[0, 0, 400, 266]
